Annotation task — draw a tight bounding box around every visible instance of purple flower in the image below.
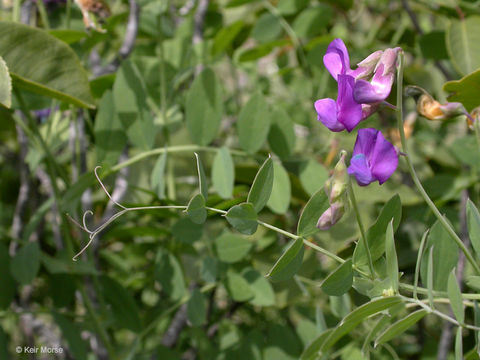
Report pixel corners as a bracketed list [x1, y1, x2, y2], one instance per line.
[353, 48, 401, 104]
[347, 128, 398, 186]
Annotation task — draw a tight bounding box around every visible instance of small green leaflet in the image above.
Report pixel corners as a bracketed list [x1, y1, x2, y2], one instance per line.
[247, 157, 274, 212]
[447, 268, 464, 324]
[297, 188, 329, 237]
[320, 259, 353, 296]
[374, 309, 428, 347]
[186, 193, 207, 224]
[266, 238, 304, 282]
[212, 147, 234, 199]
[225, 203, 258, 235]
[150, 151, 167, 199]
[385, 220, 399, 293]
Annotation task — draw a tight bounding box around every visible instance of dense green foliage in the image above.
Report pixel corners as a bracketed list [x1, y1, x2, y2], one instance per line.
[2, 0, 480, 359]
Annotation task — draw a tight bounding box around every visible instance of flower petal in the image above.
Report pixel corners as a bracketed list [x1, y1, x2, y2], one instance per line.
[337, 75, 363, 132]
[351, 128, 378, 158]
[369, 131, 398, 184]
[314, 98, 345, 132]
[348, 154, 375, 186]
[323, 39, 351, 81]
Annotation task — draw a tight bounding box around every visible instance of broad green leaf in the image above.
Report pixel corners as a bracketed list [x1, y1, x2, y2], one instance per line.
[353, 194, 402, 266]
[267, 108, 296, 159]
[10, 242, 40, 285]
[201, 257, 218, 283]
[448, 268, 464, 324]
[187, 289, 207, 326]
[225, 203, 258, 235]
[95, 91, 127, 166]
[237, 92, 271, 153]
[455, 327, 463, 360]
[300, 329, 333, 360]
[267, 162, 291, 214]
[113, 60, 156, 150]
[277, 0, 309, 15]
[385, 220, 399, 293]
[247, 157, 274, 212]
[421, 220, 458, 291]
[330, 294, 351, 319]
[296, 188, 329, 237]
[0, 56, 11, 108]
[446, 17, 480, 75]
[99, 276, 141, 332]
[292, 5, 333, 38]
[226, 271, 254, 302]
[374, 309, 428, 347]
[266, 238, 304, 282]
[212, 147, 234, 199]
[151, 151, 167, 199]
[466, 275, 480, 290]
[186, 194, 207, 224]
[320, 259, 353, 296]
[244, 268, 275, 306]
[155, 250, 186, 301]
[195, 153, 208, 200]
[48, 29, 87, 44]
[186, 68, 223, 145]
[419, 31, 448, 60]
[444, 69, 480, 111]
[299, 159, 329, 196]
[0, 243, 15, 309]
[215, 231, 252, 263]
[467, 199, 480, 257]
[53, 312, 88, 360]
[212, 20, 244, 56]
[320, 297, 403, 353]
[172, 218, 203, 244]
[427, 246, 434, 308]
[42, 253, 98, 275]
[0, 22, 94, 108]
[252, 13, 282, 43]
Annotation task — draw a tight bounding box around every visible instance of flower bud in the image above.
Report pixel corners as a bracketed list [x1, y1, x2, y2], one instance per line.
[375, 47, 401, 76]
[417, 94, 466, 121]
[317, 202, 345, 230]
[354, 50, 383, 80]
[326, 150, 348, 203]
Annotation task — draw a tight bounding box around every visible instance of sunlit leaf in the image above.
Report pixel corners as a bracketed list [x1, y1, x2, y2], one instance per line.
[215, 231, 252, 263]
[267, 161, 291, 214]
[446, 17, 480, 75]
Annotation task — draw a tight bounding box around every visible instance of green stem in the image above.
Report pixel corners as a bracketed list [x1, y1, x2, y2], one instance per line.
[36, 0, 50, 29]
[347, 177, 375, 279]
[65, 0, 72, 28]
[395, 52, 480, 275]
[12, 0, 20, 22]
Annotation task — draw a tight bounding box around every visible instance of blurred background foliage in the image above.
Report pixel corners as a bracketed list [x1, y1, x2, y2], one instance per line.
[1, 0, 480, 359]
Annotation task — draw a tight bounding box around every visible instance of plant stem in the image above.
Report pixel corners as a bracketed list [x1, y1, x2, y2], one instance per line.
[347, 177, 375, 279]
[395, 51, 480, 275]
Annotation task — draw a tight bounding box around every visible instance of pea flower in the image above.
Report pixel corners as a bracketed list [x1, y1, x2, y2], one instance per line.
[347, 128, 398, 186]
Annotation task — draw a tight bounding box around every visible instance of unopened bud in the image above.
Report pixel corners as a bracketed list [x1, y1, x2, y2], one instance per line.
[418, 94, 466, 121]
[327, 151, 348, 203]
[375, 47, 401, 76]
[317, 202, 345, 230]
[354, 50, 383, 79]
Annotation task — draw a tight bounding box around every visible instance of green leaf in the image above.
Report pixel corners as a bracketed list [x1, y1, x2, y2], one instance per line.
[186, 68, 224, 145]
[267, 162, 291, 214]
[187, 289, 207, 326]
[243, 268, 275, 306]
[455, 327, 463, 360]
[215, 230, 252, 263]
[448, 268, 464, 324]
[53, 312, 88, 360]
[299, 159, 329, 196]
[296, 188, 329, 237]
[247, 157, 274, 212]
[444, 69, 480, 112]
[0, 56, 11, 108]
[374, 309, 428, 347]
[225, 203, 258, 235]
[466, 275, 480, 290]
[186, 193, 207, 224]
[385, 220, 399, 293]
[226, 271, 254, 302]
[467, 199, 480, 258]
[212, 147, 234, 199]
[266, 238, 304, 282]
[237, 91, 271, 154]
[0, 243, 15, 310]
[320, 259, 353, 296]
[427, 245, 435, 308]
[292, 5, 333, 38]
[419, 31, 449, 60]
[151, 151, 167, 199]
[42, 252, 98, 275]
[421, 220, 458, 291]
[113, 60, 156, 150]
[201, 257, 218, 283]
[172, 218, 203, 244]
[10, 242, 40, 285]
[353, 194, 402, 266]
[300, 330, 333, 360]
[94, 91, 127, 166]
[267, 108, 296, 159]
[195, 153, 208, 200]
[252, 13, 282, 43]
[155, 250, 186, 301]
[0, 22, 94, 108]
[99, 276, 142, 332]
[48, 29, 87, 44]
[320, 297, 403, 353]
[446, 17, 480, 75]
[277, 0, 309, 15]
[212, 20, 244, 56]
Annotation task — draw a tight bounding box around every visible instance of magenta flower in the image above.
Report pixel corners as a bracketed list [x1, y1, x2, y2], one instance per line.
[347, 128, 398, 186]
[353, 48, 401, 104]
